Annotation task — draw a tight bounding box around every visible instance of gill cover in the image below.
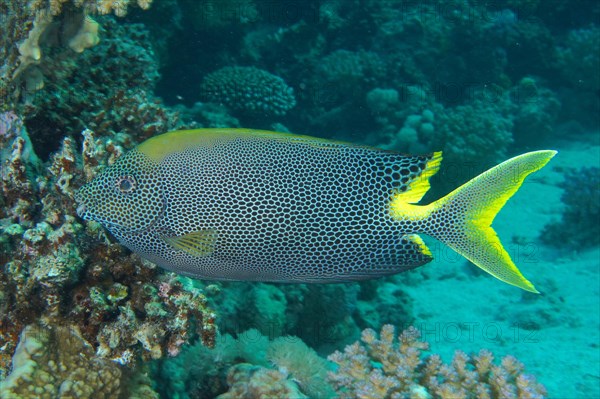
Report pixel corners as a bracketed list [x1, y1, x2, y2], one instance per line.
[76, 149, 163, 233]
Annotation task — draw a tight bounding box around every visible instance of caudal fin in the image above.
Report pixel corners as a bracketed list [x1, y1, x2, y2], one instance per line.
[390, 150, 557, 292]
[433, 151, 557, 292]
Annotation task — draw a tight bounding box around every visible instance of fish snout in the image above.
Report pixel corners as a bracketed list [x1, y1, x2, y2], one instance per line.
[76, 202, 87, 219]
[74, 187, 95, 220]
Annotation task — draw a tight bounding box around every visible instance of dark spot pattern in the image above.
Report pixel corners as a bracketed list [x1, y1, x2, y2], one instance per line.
[78, 135, 438, 282]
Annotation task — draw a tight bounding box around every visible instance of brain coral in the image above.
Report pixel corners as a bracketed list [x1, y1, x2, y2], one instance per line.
[200, 66, 296, 117]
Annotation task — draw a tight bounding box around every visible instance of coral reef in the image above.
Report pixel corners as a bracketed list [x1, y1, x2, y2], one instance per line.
[0, 0, 153, 111]
[217, 363, 307, 399]
[509, 77, 561, 147]
[542, 167, 600, 250]
[155, 328, 335, 399]
[556, 25, 600, 92]
[200, 66, 296, 118]
[22, 18, 185, 159]
[267, 336, 335, 398]
[316, 49, 386, 95]
[1, 122, 216, 379]
[431, 95, 514, 191]
[196, 281, 377, 353]
[1, 323, 159, 399]
[2, 1, 598, 397]
[328, 325, 547, 399]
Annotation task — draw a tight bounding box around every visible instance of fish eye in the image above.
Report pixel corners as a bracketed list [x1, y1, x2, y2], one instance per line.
[115, 175, 136, 195]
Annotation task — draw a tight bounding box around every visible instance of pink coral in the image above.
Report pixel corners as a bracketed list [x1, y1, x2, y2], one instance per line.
[328, 325, 546, 399]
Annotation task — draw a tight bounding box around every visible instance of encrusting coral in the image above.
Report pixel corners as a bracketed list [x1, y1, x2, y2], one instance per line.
[154, 328, 336, 399]
[217, 363, 308, 399]
[328, 325, 547, 399]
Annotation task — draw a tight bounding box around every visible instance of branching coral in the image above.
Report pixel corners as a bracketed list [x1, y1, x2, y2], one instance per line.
[75, 0, 153, 17]
[328, 325, 546, 399]
[200, 66, 296, 117]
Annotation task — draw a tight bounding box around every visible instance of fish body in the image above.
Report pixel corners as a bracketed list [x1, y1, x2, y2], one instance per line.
[76, 129, 556, 292]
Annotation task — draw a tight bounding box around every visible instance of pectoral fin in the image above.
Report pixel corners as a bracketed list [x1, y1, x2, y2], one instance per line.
[163, 229, 217, 257]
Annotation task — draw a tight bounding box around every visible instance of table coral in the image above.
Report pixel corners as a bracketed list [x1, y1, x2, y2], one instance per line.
[328, 325, 546, 399]
[200, 66, 296, 117]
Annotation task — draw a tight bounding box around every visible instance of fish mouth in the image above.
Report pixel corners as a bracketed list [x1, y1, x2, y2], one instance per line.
[74, 189, 96, 221]
[76, 203, 88, 219]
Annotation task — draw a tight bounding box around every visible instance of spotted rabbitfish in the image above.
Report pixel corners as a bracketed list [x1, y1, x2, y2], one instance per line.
[76, 129, 556, 292]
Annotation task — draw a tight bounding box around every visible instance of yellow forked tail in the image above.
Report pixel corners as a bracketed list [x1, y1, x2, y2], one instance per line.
[391, 150, 557, 293]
